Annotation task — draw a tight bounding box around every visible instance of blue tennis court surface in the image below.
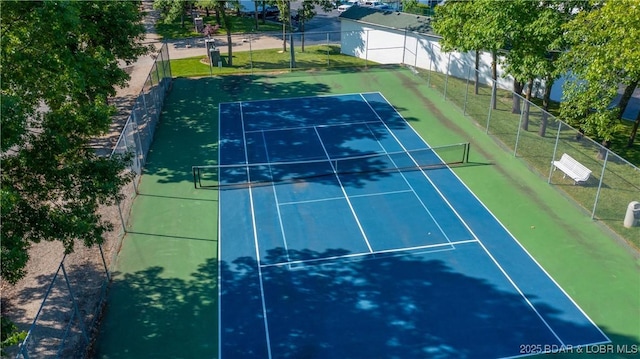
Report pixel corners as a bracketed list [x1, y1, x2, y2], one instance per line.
[217, 93, 608, 358]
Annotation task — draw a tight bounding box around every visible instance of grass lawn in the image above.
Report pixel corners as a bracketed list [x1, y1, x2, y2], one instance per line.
[170, 45, 372, 77]
[169, 42, 639, 250]
[153, 12, 282, 39]
[420, 70, 640, 249]
[96, 68, 639, 358]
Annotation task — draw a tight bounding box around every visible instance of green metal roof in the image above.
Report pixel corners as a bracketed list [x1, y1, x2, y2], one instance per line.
[338, 6, 434, 34]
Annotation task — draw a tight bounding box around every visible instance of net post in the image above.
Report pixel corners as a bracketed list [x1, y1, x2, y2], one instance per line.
[192, 166, 197, 189]
[465, 142, 470, 163]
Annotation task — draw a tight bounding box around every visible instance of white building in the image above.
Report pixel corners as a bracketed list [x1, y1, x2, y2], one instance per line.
[338, 7, 529, 97]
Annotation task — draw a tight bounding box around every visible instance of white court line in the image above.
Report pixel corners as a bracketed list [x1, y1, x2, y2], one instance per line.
[217, 103, 223, 359]
[373, 94, 609, 343]
[313, 126, 374, 253]
[239, 102, 273, 359]
[261, 131, 292, 265]
[260, 239, 479, 269]
[244, 119, 382, 134]
[277, 189, 414, 206]
[368, 92, 573, 348]
[359, 97, 455, 247]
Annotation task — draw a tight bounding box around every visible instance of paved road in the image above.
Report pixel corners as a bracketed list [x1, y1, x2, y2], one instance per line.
[121, 1, 342, 96]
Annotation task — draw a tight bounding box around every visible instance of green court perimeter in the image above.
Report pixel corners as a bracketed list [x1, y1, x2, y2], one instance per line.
[94, 67, 639, 358]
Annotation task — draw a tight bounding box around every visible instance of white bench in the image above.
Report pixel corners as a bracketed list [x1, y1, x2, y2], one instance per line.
[552, 153, 592, 185]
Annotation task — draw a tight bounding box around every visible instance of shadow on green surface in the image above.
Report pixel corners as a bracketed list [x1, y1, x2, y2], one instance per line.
[94, 258, 218, 358]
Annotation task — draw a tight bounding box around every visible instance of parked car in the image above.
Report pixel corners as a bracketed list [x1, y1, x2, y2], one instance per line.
[237, 1, 279, 18]
[373, 3, 392, 10]
[363, 1, 383, 7]
[338, 3, 354, 12]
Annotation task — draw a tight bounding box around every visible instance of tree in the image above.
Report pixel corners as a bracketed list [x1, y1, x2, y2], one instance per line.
[297, 0, 334, 52]
[558, 0, 640, 148]
[433, 0, 511, 109]
[501, 1, 567, 132]
[1, 1, 148, 283]
[154, 0, 194, 28]
[275, 0, 293, 53]
[433, 1, 481, 95]
[213, 1, 238, 66]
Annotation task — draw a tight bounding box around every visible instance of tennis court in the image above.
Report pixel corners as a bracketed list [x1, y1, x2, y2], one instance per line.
[214, 92, 609, 358]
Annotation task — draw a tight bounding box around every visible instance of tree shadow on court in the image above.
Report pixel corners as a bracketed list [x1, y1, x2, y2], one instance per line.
[142, 76, 338, 186]
[90, 247, 638, 359]
[92, 258, 219, 358]
[219, 248, 629, 359]
[145, 76, 453, 189]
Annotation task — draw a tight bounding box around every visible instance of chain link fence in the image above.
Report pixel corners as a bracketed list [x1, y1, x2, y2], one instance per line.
[177, 27, 638, 244]
[15, 43, 172, 359]
[417, 46, 639, 247]
[14, 25, 638, 357]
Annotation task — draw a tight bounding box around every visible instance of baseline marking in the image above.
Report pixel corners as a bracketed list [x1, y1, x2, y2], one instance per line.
[278, 189, 414, 206]
[260, 239, 479, 269]
[361, 93, 567, 348]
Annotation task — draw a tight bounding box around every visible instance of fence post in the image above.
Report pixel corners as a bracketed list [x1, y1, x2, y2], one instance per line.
[443, 52, 451, 100]
[591, 150, 609, 219]
[414, 34, 419, 68]
[463, 64, 471, 115]
[164, 42, 173, 79]
[326, 32, 330, 67]
[402, 28, 407, 65]
[365, 30, 369, 68]
[514, 106, 524, 157]
[249, 34, 254, 75]
[548, 121, 563, 183]
[485, 80, 495, 134]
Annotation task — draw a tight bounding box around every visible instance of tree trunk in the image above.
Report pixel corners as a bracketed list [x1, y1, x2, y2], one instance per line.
[253, 1, 259, 30]
[521, 78, 533, 131]
[300, 17, 305, 52]
[539, 76, 554, 137]
[512, 79, 523, 114]
[288, 2, 295, 68]
[282, 21, 287, 51]
[474, 50, 479, 95]
[227, 30, 233, 66]
[491, 50, 497, 110]
[617, 79, 638, 120]
[597, 139, 611, 160]
[628, 111, 640, 147]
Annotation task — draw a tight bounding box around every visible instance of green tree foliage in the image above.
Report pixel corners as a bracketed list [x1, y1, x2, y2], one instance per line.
[433, 1, 481, 94]
[154, 0, 194, 28]
[559, 0, 640, 147]
[297, 1, 334, 52]
[1, 317, 27, 356]
[501, 1, 588, 134]
[214, 1, 239, 66]
[433, 0, 511, 109]
[1, 2, 148, 284]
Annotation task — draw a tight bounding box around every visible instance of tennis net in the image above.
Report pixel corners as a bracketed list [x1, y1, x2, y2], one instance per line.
[193, 142, 470, 189]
